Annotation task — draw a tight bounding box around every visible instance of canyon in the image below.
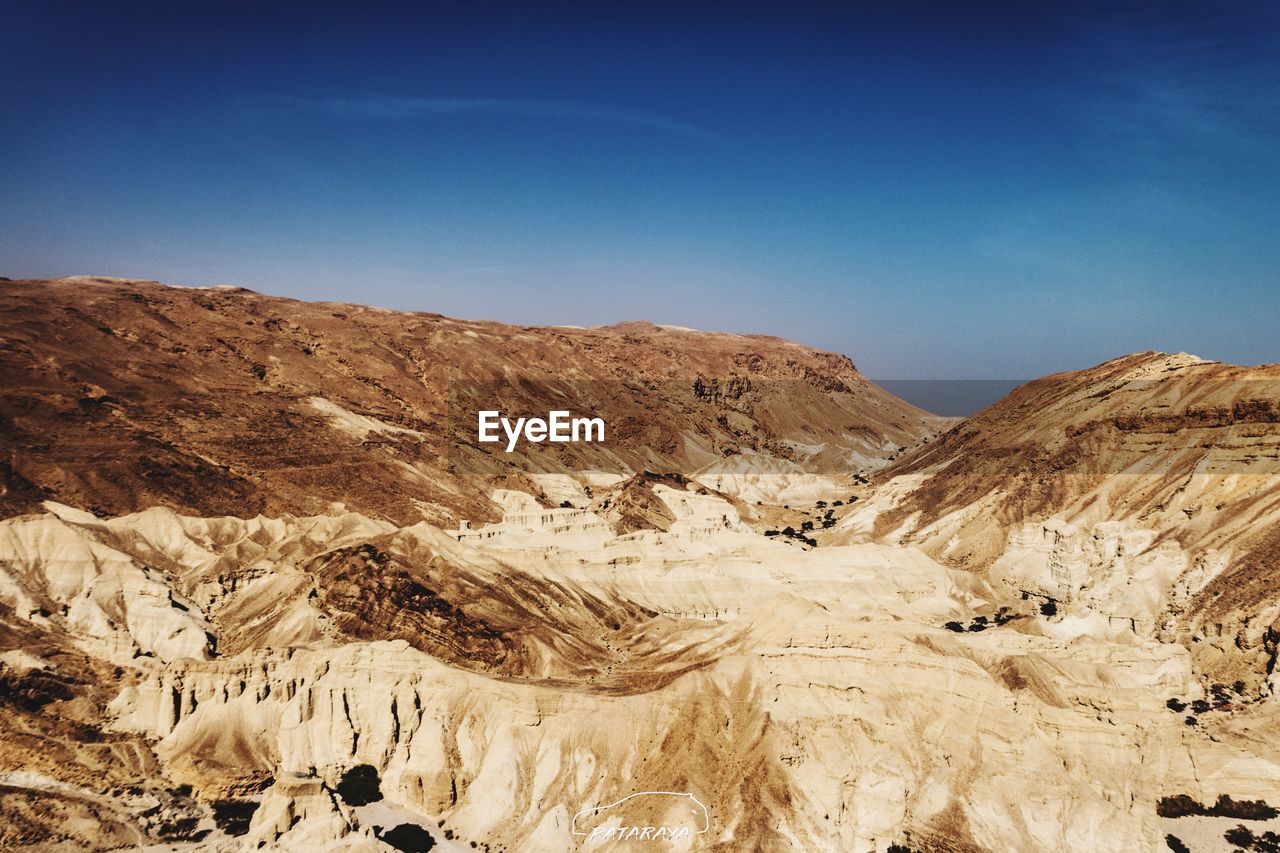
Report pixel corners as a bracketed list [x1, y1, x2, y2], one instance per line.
[2, 278, 1280, 852]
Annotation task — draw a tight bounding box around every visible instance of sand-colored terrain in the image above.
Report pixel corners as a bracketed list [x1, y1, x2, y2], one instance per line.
[2, 279, 1279, 851]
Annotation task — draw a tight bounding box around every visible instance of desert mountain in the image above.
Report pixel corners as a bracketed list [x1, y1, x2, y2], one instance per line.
[0, 277, 940, 526]
[838, 351, 1280, 690]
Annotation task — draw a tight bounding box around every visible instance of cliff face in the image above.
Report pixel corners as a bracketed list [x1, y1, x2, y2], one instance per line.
[0, 277, 940, 525]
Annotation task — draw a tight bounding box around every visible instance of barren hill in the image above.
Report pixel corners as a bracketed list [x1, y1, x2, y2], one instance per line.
[841, 351, 1280, 688]
[0, 277, 939, 525]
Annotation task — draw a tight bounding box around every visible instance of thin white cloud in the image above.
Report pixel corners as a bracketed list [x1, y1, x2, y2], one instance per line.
[287, 94, 729, 145]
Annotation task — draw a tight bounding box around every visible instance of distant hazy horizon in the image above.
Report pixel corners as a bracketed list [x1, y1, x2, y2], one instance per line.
[3, 2, 1278, 379]
[873, 379, 1027, 418]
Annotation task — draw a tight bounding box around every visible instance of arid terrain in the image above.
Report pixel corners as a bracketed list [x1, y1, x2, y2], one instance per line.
[3, 277, 1280, 852]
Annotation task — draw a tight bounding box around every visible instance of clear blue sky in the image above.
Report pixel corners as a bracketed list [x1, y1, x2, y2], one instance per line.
[2, 1, 1277, 378]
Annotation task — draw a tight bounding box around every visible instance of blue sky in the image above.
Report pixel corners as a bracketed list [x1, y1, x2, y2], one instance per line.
[2, 1, 1277, 378]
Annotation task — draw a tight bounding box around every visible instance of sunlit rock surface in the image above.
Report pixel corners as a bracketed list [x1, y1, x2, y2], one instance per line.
[3, 280, 1280, 851]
